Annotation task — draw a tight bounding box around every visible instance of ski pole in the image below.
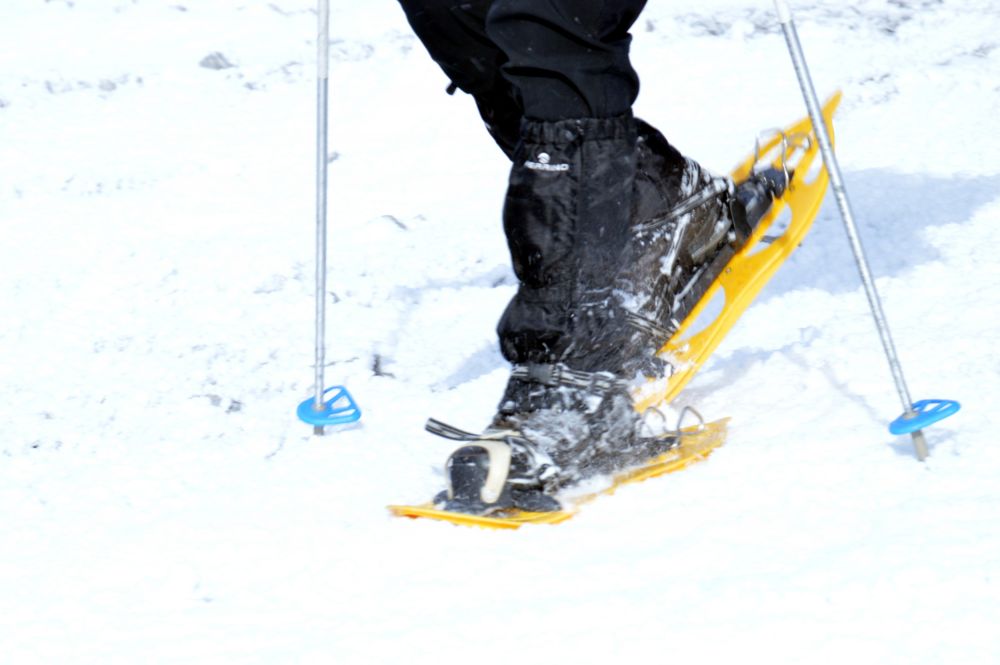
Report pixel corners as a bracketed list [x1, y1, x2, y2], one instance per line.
[296, 0, 361, 432]
[774, 0, 958, 460]
[313, 0, 330, 435]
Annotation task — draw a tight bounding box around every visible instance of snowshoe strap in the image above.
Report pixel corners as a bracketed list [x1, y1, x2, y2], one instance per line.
[471, 440, 512, 504]
[441, 440, 513, 507]
[430, 420, 515, 505]
[428, 418, 562, 504]
[730, 166, 789, 241]
[634, 177, 732, 235]
[426, 418, 511, 442]
[427, 419, 517, 502]
[510, 363, 625, 394]
[624, 311, 679, 343]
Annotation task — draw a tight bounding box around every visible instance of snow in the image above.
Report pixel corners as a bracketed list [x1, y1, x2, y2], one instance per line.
[2, 0, 999, 662]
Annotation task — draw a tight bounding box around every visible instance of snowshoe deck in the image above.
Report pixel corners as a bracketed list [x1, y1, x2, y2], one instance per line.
[388, 418, 727, 529]
[634, 92, 841, 411]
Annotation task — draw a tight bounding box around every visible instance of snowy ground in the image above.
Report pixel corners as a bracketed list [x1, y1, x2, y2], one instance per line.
[3, 1, 1000, 662]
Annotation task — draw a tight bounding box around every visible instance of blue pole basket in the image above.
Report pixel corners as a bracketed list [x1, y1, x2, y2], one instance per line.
[298, 386, 361, 427]
[889, 399, 960, 436]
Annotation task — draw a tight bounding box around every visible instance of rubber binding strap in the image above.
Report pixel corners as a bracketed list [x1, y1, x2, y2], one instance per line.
[297, 386, 361, 426]
[889, 399, 961, 435]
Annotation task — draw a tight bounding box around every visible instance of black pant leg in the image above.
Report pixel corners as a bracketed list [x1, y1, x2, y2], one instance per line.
[401, 0, 651, 376]
[397, 0, 501, 95]
[486, 1, 648, 373]
[397, 0, 521, 157]
[485, 0, 647, 120]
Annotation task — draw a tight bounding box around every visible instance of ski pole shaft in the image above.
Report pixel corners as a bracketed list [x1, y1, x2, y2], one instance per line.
[294, 2, 361, 432]
[775, 0, 927, 460]
[313, 0, 330, 435]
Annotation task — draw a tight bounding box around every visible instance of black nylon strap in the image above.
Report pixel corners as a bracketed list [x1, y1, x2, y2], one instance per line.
[634, 177, 732, 235]
[510, 363, 624, 394]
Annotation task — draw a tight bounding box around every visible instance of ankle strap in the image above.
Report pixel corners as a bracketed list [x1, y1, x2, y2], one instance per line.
[511, 363, 625, 394]
[634, 176, 732, 235]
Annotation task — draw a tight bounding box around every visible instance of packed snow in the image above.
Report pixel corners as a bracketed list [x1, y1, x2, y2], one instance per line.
[2, 0, 999, 662]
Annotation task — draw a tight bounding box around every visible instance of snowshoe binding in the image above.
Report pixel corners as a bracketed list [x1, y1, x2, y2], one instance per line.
[428, 419, 562, 514]
[618, 120, 790, 378]
[427, 362, 682, 516]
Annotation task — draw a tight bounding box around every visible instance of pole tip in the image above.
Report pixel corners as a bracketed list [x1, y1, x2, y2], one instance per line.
[774, 0, 793, 23]
[911, 430, 929, 462]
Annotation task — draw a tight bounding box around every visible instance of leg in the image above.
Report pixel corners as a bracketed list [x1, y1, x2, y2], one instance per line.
[481, 0, 667, 487]
[486, 0, 647, 377]
[486, 0, 646, 120]
[397, 0, 521, 157]
[484, 1, 735, 381]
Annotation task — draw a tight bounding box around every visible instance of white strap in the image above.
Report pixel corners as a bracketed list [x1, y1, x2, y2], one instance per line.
[476, 441, 513, 504]
[444, 441, 512, 505]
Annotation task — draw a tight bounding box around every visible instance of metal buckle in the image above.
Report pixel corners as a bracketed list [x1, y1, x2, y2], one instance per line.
[754, 129, 812, 192]
[524, 363, 560, 386]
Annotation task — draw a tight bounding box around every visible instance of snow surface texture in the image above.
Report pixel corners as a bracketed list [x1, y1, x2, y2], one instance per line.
[2, 0, 999, 662]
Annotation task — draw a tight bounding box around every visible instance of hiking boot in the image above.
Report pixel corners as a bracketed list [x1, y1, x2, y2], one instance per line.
[491, 364, 670, 486]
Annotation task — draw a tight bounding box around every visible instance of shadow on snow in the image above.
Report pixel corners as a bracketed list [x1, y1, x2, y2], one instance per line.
[758, 169, 1000, 301]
